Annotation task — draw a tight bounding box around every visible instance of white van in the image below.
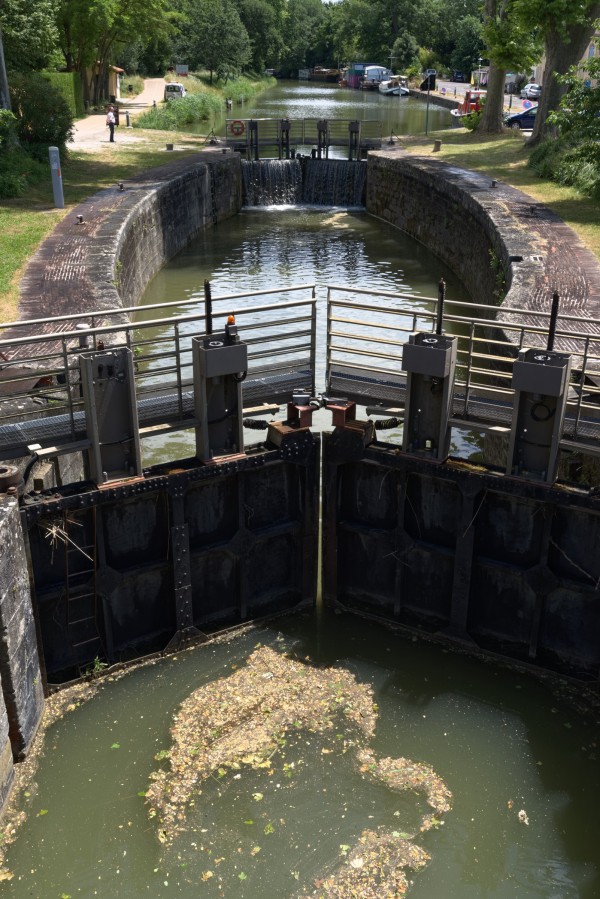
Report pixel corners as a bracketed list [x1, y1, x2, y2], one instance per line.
[164, 82, 186, 101]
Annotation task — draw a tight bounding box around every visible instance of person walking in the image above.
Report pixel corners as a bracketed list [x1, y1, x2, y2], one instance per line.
[106, 106, 116, 142]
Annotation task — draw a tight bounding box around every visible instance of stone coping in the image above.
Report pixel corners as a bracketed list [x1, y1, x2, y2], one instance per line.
[4, 148, 600, 364]
[367, 149, 600, 356]
[2, 150, 241, 364]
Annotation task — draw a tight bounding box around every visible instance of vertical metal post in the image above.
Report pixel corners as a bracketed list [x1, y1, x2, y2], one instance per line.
[310, 288, 317, 394]
[204, 279, 213, 335]
[174, 322, 183, 415]
[436, 278, 446, 335]
[547, 290, 560, 351]
[49, 146, 65, 209]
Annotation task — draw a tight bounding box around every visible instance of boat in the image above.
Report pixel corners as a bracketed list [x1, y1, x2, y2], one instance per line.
[378, 76, 409, 96]
[360, 65, 393, 90]
[450, 89, 486, 119]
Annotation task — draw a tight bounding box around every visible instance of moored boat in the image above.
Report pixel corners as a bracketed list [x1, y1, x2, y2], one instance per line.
[378, 76, 410, 96]
[450, 89, 486, 119]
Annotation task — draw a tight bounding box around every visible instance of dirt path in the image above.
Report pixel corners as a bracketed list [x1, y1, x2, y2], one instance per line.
[70, 77, 167, 151]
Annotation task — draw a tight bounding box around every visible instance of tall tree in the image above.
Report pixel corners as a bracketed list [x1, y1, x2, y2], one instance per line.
[238, 0, 283, 73]
[187, 0, 251, 81]
[0, 0, 59, 72]
[55, 0, 172, 104]
[477, 0, 539, 134]
[0, 27, 11, 110]
[516, 0, 600, 143]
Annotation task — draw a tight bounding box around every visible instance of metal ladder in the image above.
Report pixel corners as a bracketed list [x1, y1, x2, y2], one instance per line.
[64, 509, 102, 651]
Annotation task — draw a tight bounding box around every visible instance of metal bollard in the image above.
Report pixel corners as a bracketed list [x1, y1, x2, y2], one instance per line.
[126, 110, 131, 128]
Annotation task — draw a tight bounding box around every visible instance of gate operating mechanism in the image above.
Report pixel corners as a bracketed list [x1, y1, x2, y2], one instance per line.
[79, 347, 143, 486]
[192, 315, 248, 462]
[401, 279, 457, 461]
[506, 292, 571, 484]
[506, 349, 571, 483]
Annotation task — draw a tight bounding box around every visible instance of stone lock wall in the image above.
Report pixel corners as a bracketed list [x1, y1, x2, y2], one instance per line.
[0, 498, 45, 807]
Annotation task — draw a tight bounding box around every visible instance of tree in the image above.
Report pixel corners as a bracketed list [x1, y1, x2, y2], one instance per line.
[476, 0, 539, 134]
[449, 15, 485, 75]
[54, 0, 173, 104]
[515, 0, 600, 144]
[0, 0, 59, 73]
[391, 32, 419, 72]
[238, 0, 284, 73]
[0, 28, 11, 111]
[279, 0, 325, 75]
[187, 0, 251, 82]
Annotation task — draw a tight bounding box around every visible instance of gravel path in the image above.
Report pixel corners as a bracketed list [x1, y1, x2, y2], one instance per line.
[69, 77, 167, 150]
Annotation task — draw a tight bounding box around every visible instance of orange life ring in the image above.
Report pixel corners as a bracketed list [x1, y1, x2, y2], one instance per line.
[231, 120, 245, 136]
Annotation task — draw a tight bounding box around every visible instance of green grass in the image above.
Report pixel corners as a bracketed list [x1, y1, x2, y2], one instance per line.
[402, 128, 600, 259]
[0, 135, 205, 324]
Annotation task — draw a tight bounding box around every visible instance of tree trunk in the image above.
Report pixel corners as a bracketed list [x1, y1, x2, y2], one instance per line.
[530, 4, 600, 144]
[476, 63, 506, 133]
[0, 27, 11, 111]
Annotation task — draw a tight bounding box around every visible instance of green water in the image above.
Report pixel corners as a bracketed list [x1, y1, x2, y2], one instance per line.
[212, 79, 453, 144]
[137, 207, 467, 465]
[4, 611, 599, 897]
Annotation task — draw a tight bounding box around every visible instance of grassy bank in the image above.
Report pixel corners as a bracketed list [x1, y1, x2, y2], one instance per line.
[0, 133, 207, 324]
[1, 125, 599, 326]
[402, 128, 600, 259]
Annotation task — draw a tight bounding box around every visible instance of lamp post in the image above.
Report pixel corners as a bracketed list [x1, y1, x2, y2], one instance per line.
[478, 57, 482, 88]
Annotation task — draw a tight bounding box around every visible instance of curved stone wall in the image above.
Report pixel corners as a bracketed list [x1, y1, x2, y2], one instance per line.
[366, 151, 600, 352]
[13, 148, 600, 352]
[16, 151, 242, 333]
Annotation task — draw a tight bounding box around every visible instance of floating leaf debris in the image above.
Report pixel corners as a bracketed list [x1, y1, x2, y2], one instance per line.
[146, 646, 453, 896]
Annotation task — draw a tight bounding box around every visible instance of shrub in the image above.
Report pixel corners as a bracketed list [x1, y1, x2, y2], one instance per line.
[529, 138, 600, 199]
[0, 109, 17, 151]
[0, 149, 47, 198]
[134, 91, 222, 130]
[42, 72, 85, 117]
[529, 137, 565, 180]
[9, 72, 74, 155]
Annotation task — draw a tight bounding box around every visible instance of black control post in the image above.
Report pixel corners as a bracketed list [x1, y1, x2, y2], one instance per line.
[547, 290, 560, 351]
[204, 279, 213, 335]
[436, 278, 446, 335]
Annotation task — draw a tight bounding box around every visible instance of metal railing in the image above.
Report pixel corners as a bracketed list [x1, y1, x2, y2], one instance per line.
[0, 285, 317, 455]
[225, 118, 383, 158]
[325, 285, 600, 445]
[2, 282, 600, 458]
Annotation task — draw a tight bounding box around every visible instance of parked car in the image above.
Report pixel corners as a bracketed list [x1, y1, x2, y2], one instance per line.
[520, 83, 542, 100]
[504, 105, 537, 130]
[164, 82, 187, 101]
[451, 70, 466, 82]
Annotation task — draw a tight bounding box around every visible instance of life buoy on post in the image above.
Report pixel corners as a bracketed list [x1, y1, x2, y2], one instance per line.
[231, 120, 245, 137]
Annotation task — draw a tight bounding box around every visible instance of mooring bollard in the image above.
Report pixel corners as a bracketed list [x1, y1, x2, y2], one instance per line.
[126, 110, 131, 128]
[166, 143, 174, 151]
[433, 139, 442, 152]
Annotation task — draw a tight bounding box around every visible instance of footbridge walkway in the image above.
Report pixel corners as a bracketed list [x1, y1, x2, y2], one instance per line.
[1, 281, 599, 467]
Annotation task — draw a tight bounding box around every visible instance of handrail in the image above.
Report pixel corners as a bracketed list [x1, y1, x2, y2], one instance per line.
[2, 282, 600, 458]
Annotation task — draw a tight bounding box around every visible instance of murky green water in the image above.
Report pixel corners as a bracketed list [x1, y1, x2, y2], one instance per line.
[4, 611, 599, 897]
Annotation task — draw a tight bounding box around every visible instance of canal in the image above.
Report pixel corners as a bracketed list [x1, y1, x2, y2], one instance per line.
[3, 79, 599, 899]
[214, 79, 453, 144]
[3, 612, 599, 897]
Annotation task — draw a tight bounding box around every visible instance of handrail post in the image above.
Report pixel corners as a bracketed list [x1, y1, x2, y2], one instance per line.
[175, 322, 184, 417]
[547, 290, 560, 351]
[436, 277, 446, 335]
[204, 279, 213, 335]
